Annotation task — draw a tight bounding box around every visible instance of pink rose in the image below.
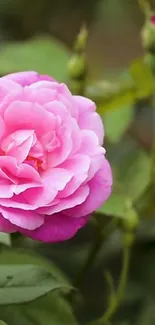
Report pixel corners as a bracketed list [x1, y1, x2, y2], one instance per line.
[0, 71, 112, 242]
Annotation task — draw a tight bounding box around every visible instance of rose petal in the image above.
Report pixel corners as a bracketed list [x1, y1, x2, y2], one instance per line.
[74, 95, 96, 114]
[0, 206, 44, 230]
[38, 185, 89, 215]
[80, 130, 105, 155]
[58, 154, 90, 197]
[0, 214, 17, 233]
[78, 111, 104, 145]
[65, 159, 112, 217]
[4, 101, 55, 137]
[2, 130, 35, 164]
[20, 213, 88, 242]
[2, 71, 54, 86]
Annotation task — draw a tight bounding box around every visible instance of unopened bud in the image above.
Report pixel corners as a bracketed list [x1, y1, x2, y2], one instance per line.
[74, 25, 88, 52]
[141, 14, 155, 53]
[68, 54, 87, 80]
[120, 199, 139, 232]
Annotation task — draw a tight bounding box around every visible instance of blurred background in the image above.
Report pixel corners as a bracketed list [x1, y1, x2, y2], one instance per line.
[0, 0, 146, 74]
[0, 1, 155, 325]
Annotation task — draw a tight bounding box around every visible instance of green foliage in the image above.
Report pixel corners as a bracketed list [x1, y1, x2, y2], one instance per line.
[99, 148, 151, 217]
[0, 292, 78, 325]
[86, 80, 136, 114]
[0, 248, 69, 284]
[98, 188, 127, 218]
[103, 105, 133, 143]
[0, 2, 154, 325]
[130, 58, 154, 99]
[0, 234, 11, 246]
[0, 264, 69, 305]
[0, 38, 69, 81]
[118, 148, 151, 202]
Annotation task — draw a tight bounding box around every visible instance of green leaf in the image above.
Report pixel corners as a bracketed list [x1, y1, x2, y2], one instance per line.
[0, 264, 70, 305]
[130, 58, 154, 99]
[119, 148, 151, 202]
[0, 292, 78, 325]
[85, 80, 136, 114]
[99, 148, 151, 218]
[0, 234, 11, 246]
[0, 249, 68, 283]
[98, 189, 127, 218]
[103, 106, 133, 143]
[0, 37, 69, 81]
[0, 321, 8, 325]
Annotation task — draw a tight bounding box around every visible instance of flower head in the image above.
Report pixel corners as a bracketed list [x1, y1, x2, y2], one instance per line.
[0, 71, 112, 242]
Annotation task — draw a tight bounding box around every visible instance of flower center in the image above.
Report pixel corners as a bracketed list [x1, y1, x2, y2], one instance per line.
[26, 156, 43, 170]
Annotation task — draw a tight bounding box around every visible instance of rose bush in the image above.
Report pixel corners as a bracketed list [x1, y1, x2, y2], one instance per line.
[0, 71, 112, 242]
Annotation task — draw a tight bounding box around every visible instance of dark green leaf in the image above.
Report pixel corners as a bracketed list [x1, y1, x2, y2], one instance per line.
[0, 37, 69, 81]
[0, 264, 70, 305]
[0, 292, 78, 325]
[0, 249, 68, 283]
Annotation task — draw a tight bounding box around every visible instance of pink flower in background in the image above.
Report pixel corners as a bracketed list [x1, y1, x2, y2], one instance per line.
[0, 71, 112, 242]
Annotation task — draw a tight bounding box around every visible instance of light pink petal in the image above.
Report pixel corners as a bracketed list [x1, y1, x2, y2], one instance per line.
[42, 168, 73, 191]
[24, 87, 57, 105]
[2, 130, 35, 164]
[87, 155, 105, 181]
[69, 118, 81, 155]
[47, 126, 72, 168]
[23, 187, 57, 208]
[0, 117, 6, 140]
[0, 79, 22, 103]
[13, 180, 42, 195]
[23, 168, 73, 207]
[0, 214, 17, 233]
[2, 71, 54, 86]
[18, 163, 41, 182]
[44, 100, 70, 119]
[29, 81, 60, 90]
[4, 101, 55, 137]
[0, 206, 44, 230]
[78, 111, 104, 145]
[0, 157, 41, 198]
[0, 182, 14, 198]
[74, 95, 96, 114]
[58, 154, 90, 197]
[58, 84, 78, 119]
[0, 168, 15, 198]
[0, 194, 40, 210]
[32, 82, 78, 119]
[80, 130, 105, 156]
[38, 185, 89, 215]
[0, 156, 41, 183]
[65, 159, 112, 218]
[19, 213, 88, 242]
